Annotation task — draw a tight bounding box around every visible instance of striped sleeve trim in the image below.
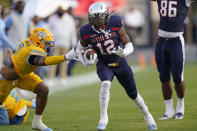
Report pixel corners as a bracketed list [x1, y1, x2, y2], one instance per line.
[30, 50, 46, 56]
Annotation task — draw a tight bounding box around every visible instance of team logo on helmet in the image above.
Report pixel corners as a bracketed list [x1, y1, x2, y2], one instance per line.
[36, 31, 47, 40]
[30, 27, 55, 56]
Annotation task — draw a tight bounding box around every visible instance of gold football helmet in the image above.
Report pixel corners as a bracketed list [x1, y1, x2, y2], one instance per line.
[30, 27, 55, 56]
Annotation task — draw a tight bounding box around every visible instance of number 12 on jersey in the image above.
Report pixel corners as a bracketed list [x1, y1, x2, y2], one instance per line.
[96, 39, 117, 55]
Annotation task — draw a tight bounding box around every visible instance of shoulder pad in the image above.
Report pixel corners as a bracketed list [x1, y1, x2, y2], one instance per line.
[30, 47, 47, 56]
[109, 15, 123, 28]
[80, 24, 92, 40]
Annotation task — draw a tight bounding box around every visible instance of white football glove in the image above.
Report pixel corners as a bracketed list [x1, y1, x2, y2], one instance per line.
[111, 46, 125, 57]
[84, 52, 97, 65]
[65, 48, 79, 60]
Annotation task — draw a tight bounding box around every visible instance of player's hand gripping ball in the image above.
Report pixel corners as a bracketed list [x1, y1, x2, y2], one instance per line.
[83, 47, 97, 64]
[83, 47, 96, 60]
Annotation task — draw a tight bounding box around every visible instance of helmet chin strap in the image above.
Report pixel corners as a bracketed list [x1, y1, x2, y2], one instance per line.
[99, 28, 109, 36]
[91, 25, 109, 36]
[91, 25, 101, 33]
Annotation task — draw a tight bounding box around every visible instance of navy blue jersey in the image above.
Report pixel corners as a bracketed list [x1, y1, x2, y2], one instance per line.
[80, 15, 124, 64]
[157, 0, 189, 32]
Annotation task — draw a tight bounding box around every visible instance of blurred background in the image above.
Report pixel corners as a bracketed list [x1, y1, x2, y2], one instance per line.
[0, 0, 197, 130]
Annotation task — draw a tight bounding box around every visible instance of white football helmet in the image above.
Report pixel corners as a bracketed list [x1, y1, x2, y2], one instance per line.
[88, 2, 109, 29]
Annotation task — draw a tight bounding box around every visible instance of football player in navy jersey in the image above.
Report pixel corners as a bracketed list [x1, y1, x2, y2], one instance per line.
[152, 0, 191, 120]
[77, 2, 157, 131]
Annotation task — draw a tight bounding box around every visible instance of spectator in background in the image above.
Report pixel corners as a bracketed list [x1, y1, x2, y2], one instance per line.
[5, 0, 30, 48]
[123, 7, 145, 44]
[0, 3, 15, 68]
[47, 6, 77, 85]
[67, 7, 80, 76]
[31, 15, 48, 29]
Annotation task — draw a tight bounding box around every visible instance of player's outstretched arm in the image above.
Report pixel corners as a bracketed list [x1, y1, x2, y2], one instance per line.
[28, 49, 79, 66]
[111, 27, 134, 57]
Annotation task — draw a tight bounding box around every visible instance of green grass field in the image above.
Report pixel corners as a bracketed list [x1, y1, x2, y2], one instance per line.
[1, 62, 197, 131]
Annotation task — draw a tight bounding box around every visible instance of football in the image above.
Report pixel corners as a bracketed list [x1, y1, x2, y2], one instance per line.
[83, 47, 96, 60]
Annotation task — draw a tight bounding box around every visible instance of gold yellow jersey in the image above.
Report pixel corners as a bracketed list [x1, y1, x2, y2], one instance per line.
[11, 38, 47, 78]
[3, 90, 32, 120]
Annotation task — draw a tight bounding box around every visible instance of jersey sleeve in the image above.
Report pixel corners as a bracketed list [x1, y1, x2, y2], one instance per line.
[79, 26, 86, 41]
[28, 47, 46, 65]
[111, 15, 124, 29]
[30, 47, 47, 57]
[79, 24, 91, 41]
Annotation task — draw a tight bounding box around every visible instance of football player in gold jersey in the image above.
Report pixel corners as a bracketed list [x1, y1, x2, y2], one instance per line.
[0, 27, 78, 131]
[3, 89, 36, 125]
